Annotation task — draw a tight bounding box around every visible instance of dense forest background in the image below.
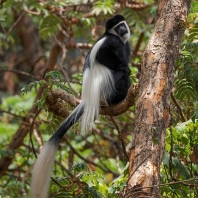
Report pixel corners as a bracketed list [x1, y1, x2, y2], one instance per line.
[0, 0, 198, 197]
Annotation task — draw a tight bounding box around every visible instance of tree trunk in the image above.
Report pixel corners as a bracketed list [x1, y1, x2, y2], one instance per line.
[124, 0, 192, 197]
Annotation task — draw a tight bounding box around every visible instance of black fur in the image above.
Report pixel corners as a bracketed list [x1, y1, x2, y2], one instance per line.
[95, 34, 130, 104]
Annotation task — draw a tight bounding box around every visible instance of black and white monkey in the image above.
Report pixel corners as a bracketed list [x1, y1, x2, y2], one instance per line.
[31, 15, 131, 198]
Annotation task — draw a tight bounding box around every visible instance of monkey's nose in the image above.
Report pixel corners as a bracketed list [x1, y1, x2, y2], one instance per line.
[119, 26, 128, 36]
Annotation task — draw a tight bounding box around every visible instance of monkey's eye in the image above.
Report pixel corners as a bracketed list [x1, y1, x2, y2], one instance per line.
[114, 23, 128, 37]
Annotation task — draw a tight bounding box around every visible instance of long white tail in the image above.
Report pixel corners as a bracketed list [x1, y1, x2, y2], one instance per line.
[30, 104, 84, 198]
[31, 142, 57, 198]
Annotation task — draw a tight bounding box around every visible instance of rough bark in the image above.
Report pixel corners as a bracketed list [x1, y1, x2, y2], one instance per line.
[124, 0, 192, 197]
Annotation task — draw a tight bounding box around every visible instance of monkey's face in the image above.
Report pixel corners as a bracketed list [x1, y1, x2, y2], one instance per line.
[108, 21, 130, 43]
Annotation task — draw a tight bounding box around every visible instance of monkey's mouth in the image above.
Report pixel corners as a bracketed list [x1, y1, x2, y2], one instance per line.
[119, 26, 128, 37]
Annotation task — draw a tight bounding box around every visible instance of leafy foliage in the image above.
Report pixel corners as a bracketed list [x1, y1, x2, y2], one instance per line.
[175, 78, 197, 101]
[0, 0, 198, 197]
[172, 1, 198, 111]
[173, 5, 198, 124]
[48, 162, 129, 198]
[92, 0, 115, 16]
[39, 14, 62, 39]
[21, 71, 70, 134]
[21, 71, 70, 108]
[161, 121, 198, 197]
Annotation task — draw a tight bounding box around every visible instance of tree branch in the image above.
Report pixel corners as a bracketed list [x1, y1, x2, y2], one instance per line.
[46, 84, 138, 117]
[110, 116, 129, 161]
[171, 93, 186, 122]
[0, 69, 37, 79]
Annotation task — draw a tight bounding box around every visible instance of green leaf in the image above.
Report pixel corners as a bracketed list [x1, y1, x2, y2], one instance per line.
[71, 163, 89, 175]
[163, 152, 191, 179]
[81, 185, 103, 198]
[45, 71, 63, 80]
[173, 158, 191, 179]
[162, 151, 170, 166]
[92, 0, 114, 16]
[39, 14, 62, 39]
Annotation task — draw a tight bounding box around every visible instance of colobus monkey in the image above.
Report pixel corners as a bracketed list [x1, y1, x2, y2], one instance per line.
[31, 15, 131, 198]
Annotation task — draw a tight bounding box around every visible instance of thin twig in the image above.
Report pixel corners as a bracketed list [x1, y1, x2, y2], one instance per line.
[54, 160, 74, 178]
[133, 32, 144, 56]
[64, 137, 118, 176]
[0, 110, 26, 119]
[33, 129, 43, 150]
[54, 35, 78, 97]
[169, 125, 177, 181]
[51, 177, 65, 189]
[171, 93, 186, 122]
[1, 11, 26, 49]
[2, 172, 15, 188]
[0, 69, 37, 79]
[23, 9, 40, 15]
[110, 116, 129, 161]
[29, 109, 42, 159]
[124, 177, 198, 195]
